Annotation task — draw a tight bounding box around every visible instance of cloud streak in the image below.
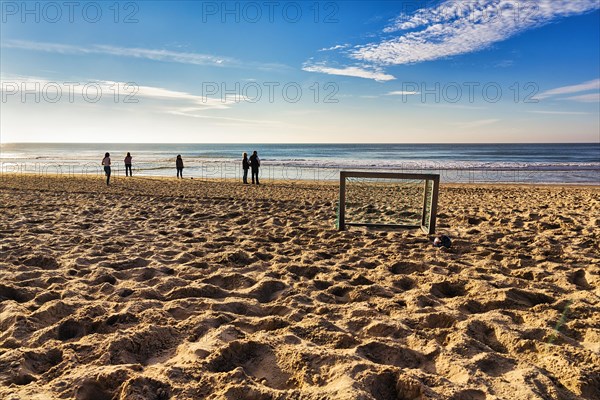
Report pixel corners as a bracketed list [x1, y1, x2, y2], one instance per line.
[305, 1, 599, 81]
[528, 110, 590, 115]
[564, 93, 600, 103]
[535, 78, 600, 102]
[537, 78, 600, 99]
[386, 90, 420, 96]
[2, 40, 288, 71]
[353, 0, 600, 65]
[1, 74, 286, 126]
[165, 111, 280, 125]
[0, 75, 234, 111]
[454, 118, 500, 129]
[302, 64, 395, 82]
[3, 39, 232, 66]
[319, 44, 350, 52]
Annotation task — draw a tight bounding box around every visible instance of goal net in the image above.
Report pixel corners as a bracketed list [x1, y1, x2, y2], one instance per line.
[338, 171, 440, 234]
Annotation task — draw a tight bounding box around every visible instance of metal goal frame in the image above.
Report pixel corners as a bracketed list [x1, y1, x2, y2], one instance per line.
[338, 171, 440, 234]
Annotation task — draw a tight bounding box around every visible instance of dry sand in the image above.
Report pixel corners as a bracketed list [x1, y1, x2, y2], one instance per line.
[0, 174, 599, 400]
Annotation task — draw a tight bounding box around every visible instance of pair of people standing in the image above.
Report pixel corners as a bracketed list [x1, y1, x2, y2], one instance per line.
[101, 152, 133, 186]
[242, 151, 260, 185]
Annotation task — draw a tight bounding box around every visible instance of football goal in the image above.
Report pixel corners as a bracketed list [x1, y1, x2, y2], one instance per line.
[337, 171, 440, 234]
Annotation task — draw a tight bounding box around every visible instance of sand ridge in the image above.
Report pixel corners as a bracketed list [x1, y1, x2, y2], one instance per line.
[0, 175, 599, 399]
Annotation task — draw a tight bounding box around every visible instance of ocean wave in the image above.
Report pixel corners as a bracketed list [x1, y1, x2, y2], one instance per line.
[2, 158, 600, 171]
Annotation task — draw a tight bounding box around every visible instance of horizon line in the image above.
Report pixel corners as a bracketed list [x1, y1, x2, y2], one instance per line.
[1, 142, 599, 145]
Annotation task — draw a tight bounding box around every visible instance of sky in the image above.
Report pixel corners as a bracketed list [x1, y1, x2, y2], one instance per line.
[1, 0, 599, 143]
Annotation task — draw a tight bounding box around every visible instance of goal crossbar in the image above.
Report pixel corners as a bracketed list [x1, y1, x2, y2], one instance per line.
[338, 171, 440, 234]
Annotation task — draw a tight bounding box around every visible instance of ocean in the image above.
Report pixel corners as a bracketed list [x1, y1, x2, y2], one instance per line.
[1, 143, 599, 184]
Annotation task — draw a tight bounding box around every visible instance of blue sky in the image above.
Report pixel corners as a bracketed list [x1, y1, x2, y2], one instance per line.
[1, 0, 599, 143]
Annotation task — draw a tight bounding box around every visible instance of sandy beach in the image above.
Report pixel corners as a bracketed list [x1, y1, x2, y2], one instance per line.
[0, 174, 598, 400]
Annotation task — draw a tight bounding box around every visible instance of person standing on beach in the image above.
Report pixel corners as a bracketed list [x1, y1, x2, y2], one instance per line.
[249, 150, 260, 185]
[124, 152, 132, 177]
[101, 152, 111, 186]
[176, 155, 184, 179]
[242, 152, 250, 184]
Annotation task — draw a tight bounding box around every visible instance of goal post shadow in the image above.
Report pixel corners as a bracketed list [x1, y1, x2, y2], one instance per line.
[337, 171, 440, 234]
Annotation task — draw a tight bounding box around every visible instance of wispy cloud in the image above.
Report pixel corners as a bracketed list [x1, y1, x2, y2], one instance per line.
[564, 93, 600, 103]
[416, 103, 487, 110]
[1, 74, 286, 126]
[302, 63, 395, 82]
[528, 110, 590, 115]
[136, 85, 236, 109]
[0, 75, 235, 110]
[3, 39, 231, 66]
[495, 59, 514, 68]
[305, 1, 599, 81]
[386, 90, 420, 96]
[453, 119, 500, 129]
[537, 78, 600, 98]
[535, 79, 600, 102]
[353, 0, 600, 65]
[2, 39, 288, 71]
[165, 111, 280, 125]
[319, 44, 350, 52]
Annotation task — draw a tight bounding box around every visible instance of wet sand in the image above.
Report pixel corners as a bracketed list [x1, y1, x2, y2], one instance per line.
[0, 174, 599, 399]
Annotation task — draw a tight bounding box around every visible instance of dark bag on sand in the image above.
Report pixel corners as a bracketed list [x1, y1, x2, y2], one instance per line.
[433, 235, 451, 248]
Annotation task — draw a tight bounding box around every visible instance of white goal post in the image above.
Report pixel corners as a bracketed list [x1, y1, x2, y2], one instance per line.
[338, 171, 440, 234]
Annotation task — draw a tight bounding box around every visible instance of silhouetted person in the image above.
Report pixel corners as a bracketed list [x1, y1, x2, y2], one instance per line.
[176, 155, 184, 178]
[242, 152, 250, 184]
[124, 152, 132, 177]
[249, 150, 260, 185]
[101, 152, 111, 186]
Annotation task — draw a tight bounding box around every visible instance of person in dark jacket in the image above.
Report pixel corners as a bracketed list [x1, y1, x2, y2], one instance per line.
[176, 155, 184, 178]
[242, 152, 250, 184]
[249, 150, 260, 185]
[124, 152, 132, 177]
